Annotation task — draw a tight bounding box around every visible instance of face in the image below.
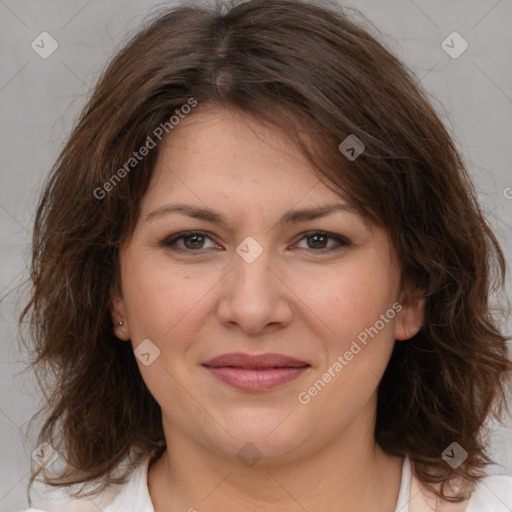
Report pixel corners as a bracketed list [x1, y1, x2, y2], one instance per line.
[110, 106, 423, 463]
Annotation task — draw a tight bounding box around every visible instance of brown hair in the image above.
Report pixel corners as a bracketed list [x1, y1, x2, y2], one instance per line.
[17, 0, 512, 506]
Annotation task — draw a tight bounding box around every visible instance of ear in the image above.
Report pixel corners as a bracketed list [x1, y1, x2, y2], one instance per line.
[109, 284, 130, 341]
[394, 288, 425, 341]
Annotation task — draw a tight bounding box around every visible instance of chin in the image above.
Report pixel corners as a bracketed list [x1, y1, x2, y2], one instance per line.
[208, 415, 310, 460]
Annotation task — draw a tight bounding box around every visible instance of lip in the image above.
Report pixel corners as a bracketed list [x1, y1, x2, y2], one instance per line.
[203, 352, 309, 368]
[202, 352, 311, 391]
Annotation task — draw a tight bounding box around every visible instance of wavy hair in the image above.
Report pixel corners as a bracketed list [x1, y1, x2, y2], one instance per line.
[17, 0, 512, 506]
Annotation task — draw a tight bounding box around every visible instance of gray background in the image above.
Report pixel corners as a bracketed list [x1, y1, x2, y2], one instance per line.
[1, 0, 511, 510]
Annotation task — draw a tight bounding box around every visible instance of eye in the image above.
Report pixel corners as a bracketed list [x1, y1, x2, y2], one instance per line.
[162, 230, 350, 254]
[293, 231, 351, 252]
[162, 231, 219, 253]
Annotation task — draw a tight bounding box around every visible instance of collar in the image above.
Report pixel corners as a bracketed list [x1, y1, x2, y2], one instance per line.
[105, 454, 414, 512]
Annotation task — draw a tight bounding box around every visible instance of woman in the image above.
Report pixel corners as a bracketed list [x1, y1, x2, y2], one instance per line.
[18, 0, 512, 511]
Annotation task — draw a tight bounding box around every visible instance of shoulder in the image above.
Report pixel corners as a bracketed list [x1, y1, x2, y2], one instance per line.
[15, 483, 123, 512]
[18, 452, 155, 512]
[16, 481, 129, 512]
[466, 474, 512, 511]
[408, 460, 512, 512]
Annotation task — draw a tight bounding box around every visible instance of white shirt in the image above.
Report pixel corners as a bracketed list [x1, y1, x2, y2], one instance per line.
[19, 454, 512, 512]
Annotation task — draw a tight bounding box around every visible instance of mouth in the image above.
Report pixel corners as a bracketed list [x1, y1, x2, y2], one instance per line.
[202, 352, 311, 391]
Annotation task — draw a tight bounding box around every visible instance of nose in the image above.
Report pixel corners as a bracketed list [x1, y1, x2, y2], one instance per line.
[216, 242, 293, 335]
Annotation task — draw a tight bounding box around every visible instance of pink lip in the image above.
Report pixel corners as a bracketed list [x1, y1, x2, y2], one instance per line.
[202, 352, 310, 391]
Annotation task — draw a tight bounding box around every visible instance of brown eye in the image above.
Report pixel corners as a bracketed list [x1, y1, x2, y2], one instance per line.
[163, 231, 218, 253]
[162, 230, 350, 255]
[181, 233, 206, 249]
[294, 231, 351, 252]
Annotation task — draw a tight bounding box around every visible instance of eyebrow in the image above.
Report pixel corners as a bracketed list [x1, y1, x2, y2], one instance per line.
[144, 202, 359, 226]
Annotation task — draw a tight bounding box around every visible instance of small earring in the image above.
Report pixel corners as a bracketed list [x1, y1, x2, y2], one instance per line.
[118, 321, 124, 327]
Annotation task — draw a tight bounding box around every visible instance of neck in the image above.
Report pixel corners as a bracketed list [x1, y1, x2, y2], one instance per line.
[148, 407, 403, 512]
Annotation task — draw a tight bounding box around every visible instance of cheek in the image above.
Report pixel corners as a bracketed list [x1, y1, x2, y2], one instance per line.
[302, 254, 397, 347]
[121, 254, 217, 339]
[120, 256, 212, 412]
[299, 265, 398, 419]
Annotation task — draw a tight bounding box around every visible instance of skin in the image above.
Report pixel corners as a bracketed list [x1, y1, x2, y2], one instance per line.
[110, 105, 424, 512]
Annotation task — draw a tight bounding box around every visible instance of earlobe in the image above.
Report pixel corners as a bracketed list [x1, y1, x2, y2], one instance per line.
[109, 286, 130, 341]
[394, 293, 425, 341]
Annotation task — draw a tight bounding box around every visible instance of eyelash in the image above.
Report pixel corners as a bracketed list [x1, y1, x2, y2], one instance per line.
[162, 230, 351, 254]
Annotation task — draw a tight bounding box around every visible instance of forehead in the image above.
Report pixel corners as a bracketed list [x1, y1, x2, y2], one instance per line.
[143, 107, 353, 212]
[150, 107, 317, 185]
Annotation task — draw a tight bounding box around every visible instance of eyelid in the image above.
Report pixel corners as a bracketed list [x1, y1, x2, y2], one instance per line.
[292, 230, 351, 250]
[162, 230, 351, 253]
[162, 230, 221, 251]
